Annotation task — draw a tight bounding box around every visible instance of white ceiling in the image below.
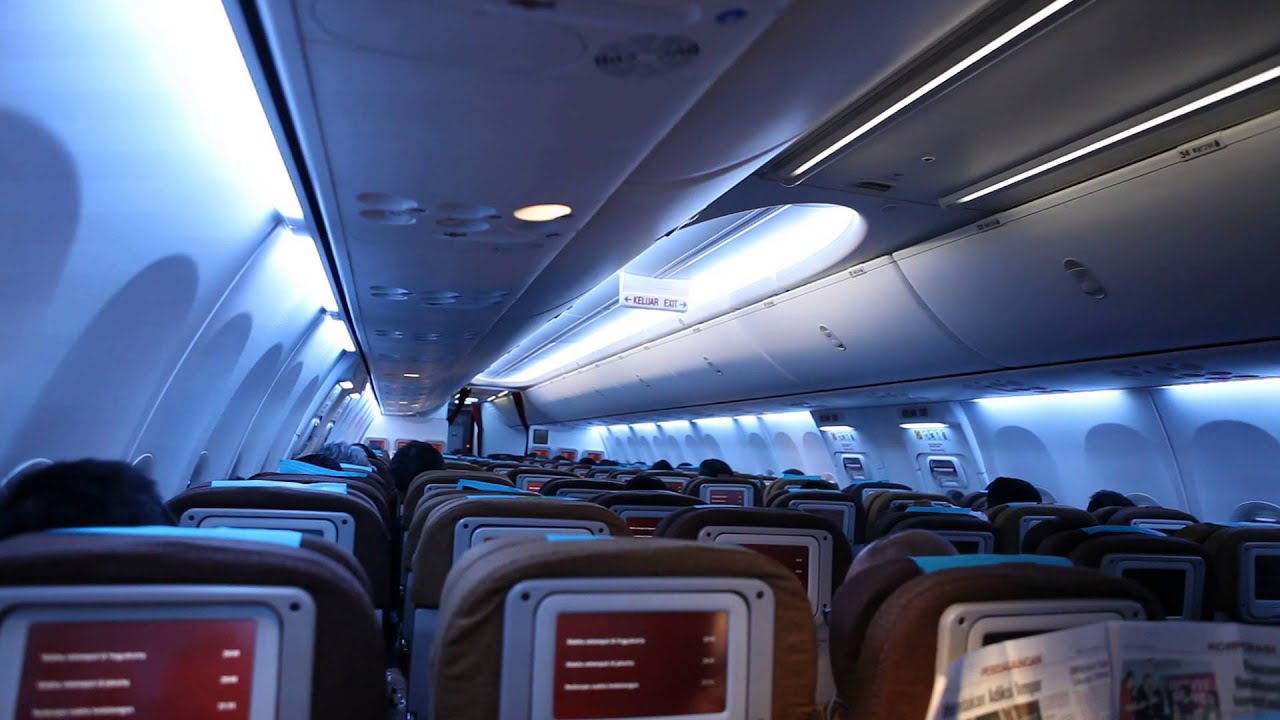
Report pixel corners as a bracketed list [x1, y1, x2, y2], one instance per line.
[245, 0, 1280, 417]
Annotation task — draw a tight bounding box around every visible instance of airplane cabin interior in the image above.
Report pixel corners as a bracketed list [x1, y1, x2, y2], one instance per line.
[1, 1, 1279, 719]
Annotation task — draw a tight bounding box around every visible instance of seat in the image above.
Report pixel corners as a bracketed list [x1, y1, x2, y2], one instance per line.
[1103, 506, 1200, 534]
[507, 466, 576, 491]
[167, 483, 392, 611]
[0, 528, 385, 720]
[768, 489, 861, 544]
[250, 471, 392, 527]
[958, 490, 988, 508]
[841, 482, 911, 503]
[829, 554, 1161, 720]
[648, 471, 694, 492]
[444, 460, 480, 471]
[430, 536, 817, 720]
[401, 470, 510, 525]
[989, 503, 1096, 553]
[1199, 524, 1280, 623]
[589, 490, 702, 537]
[873, 508, 997, 554]
[685, 475, 764, 507]
[405, 497, 630, 718]
[1039, 525, 1211, 619]
[763, 477, 838, 507]
[863, 491, 953, 529]
[538, 477, 626, 499]
[1020, 514, 1098, 553]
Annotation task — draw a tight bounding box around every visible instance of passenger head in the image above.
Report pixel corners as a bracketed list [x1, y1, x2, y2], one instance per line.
[677, 462, 693, 469]
[319, 441, 368, 466]
[596, 459, 619, 467]
[579, 457, 597, 467]
[1087, 489, 1136, 513]
[698, 458, 733, 478]
[0, 460, 174, 539]
[944, 489, 965, 503]
[351, 443, 378, 461]
[294, 453, 342, 471]
[388, 441, 445, 493]
[650, 459, 674, 471]
[798, 480, 833, 490]
[624, 474, 670, 491]
[781, 468, 805, 476]
[847, 529, 958, 579]
[984, 476, 1041, 508]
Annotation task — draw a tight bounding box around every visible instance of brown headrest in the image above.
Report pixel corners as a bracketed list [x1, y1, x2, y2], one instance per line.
[831, 559, 1161, 720]
[507, 466, 576, 483]
[763, 478, 838, 506]
[657, 506, 853, 583]
[168, 485, 390, 607]
[411, 497, 630, 608]
[767, 488, 850, 508]
[431, 537, 817, 720]
[864, 492, 951, 527]
[444, 460, 480, 471]
[590, 490, 702, 509]
[884, 513, 995, 543]
[402, 470, 510, 524]
[537, 477, 624, 497]
[990, 504, 1096, 553]
[684, 476, 765, 505]
[0, 532, 385, 720]
[1021, 515, 1097, 553]
[249, 472, 389, 519]
[1176, 522, 1232, 545]
[1106, 506, 1199, 527]
[404, 494, 474, 570]
[1038, 526, 1173, 558]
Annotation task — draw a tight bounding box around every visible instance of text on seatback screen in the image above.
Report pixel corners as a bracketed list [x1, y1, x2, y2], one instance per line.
[18, 619, 256, 719]
[526, 480, 545, 494]
[1120, 567, 1188, 617]
[625, 515, 662, 538]
[553, 611, 728, 719]
[707, 488, 746, 506]
[742, 543, 809, 591]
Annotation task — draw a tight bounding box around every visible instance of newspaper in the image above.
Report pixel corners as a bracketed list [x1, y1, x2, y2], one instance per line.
[927, 621, 1280, 720]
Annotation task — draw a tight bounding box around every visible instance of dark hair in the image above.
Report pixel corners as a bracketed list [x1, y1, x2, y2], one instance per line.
[650, 459, 673, 471]
[294, 454, 342, 471]
[0, 460, 174, 539]
[1087, 489, 1136, 513]
[388, 441, 444, 493]
[624, 474, 670, 491]
[945, 489, 965, 503]
[676, 462, 693, 469]
[985, 476, 1042, 508]
[782, 468, 805, 476]
[698, 458, 733, 478]
[798, 480, 834, 490]
[596, 459, 619, 467]
[579, 458, 597, 467]
[351, 443, 378, 461]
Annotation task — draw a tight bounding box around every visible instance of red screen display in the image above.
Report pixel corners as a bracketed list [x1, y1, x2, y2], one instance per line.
[707, 488, 747, 506]
[526, 480, 546, 493]
[662, 480, 687, 492]
[17, 619, 257, 720]
[553, 611, 729, 719]
[742, 543, 810, 591]
[625, 515, 663, 538]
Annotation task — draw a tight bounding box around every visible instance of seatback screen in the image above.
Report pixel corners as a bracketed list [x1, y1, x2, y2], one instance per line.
[525, 480, 546, 494]
[553, 611, 728, 719]
[949, 538, 983, 555]
[662, 480, 687, 492]
[17, 619, 256, 719]
[624, 514, 665, 538]
[706, 487, 746, 506]
[1121, 567, 1188, 617]
[1255, 555, 1280, 601]
[742, 543, 809, 591]
[800, 506, 848, 531]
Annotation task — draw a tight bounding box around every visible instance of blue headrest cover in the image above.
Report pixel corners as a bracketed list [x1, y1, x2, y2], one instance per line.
[905, 505, 972, 514]
[911, 554, 1073, 574]
[457, 479, 534, 495]
[52, 525, 303, 547]
[1080, 524, 1164, 537]
[211, 479, 348, 494]
[278, 459, 367, 478]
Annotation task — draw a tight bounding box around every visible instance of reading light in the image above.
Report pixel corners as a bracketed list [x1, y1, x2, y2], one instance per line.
[338, 380, 355, 390]
[899, 422, 949, 430]
[974, 390, 1123, 407]
[788, 0, 1078, 180]
[403, 373, 420, 378]
[819, 425, 854, 433]
[348, 392, 361, 400]
[485, 395, 498, 402]
[513, 203, 572, 222]
[951, 62, 1280, 204]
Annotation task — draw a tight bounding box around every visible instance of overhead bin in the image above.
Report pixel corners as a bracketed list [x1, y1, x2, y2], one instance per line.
[524, 255, 997, 421]
[895, 112, 1280, 368]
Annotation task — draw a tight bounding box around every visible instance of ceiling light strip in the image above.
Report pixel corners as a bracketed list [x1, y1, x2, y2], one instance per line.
[788, 0, 1079, 179]
[950, 62, 1280, 204]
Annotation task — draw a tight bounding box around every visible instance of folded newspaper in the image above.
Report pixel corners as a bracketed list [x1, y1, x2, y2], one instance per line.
[927, 621, 1280, 720]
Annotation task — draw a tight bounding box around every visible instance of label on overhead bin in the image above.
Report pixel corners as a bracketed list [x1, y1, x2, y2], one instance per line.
[620, 273, 689, 313]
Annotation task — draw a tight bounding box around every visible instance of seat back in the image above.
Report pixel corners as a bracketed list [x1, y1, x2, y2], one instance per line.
[830, 555, 1161, 720]
[509, 467, 577, 492]
[1105, 506, 1200, 534]
[591, 490, 702, 537]
[430, 537, 818, 720]
[168, 484, 391, 609]
[763, 477, 838, 506]
[402, 470, 510, 524]
[538, 477, 626, 499]
[1061, 531, 1212, 619]
[1201, 524, 1280, 623]
[686, 476, 764, 507]
[864, 491, 952, 528]
[0, 529, 385, 720]
[881, 509, 997, 554]
[771, 489, 861, 544]
[990, 503, 1096, 553]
